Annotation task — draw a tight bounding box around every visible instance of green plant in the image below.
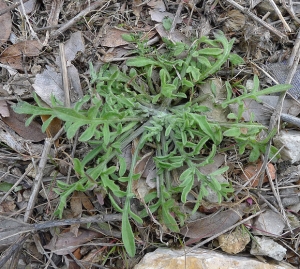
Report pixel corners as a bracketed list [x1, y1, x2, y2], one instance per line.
[13, 31, 290, 257]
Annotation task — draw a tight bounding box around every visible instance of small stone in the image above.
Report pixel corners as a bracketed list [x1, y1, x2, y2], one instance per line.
[273, 131, 300, 163]
[217, 227, 250, 254]
[280, 188, 300, 207]
[253, 210, 285, 236]
[250, 236, 287, 261]
[134, 247, 290, 269]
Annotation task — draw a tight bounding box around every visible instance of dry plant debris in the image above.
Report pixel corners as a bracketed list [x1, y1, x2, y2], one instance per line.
[0, 0, 300, 268]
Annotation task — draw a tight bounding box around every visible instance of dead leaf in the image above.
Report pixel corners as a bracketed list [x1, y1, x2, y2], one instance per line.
[54, 32, 84, 101]
[40, 115, 62, 146]
[70, 191, 83, 218]
[44, 229, 103, 255]
[100, 28, 131, 48]
[0, 201, 16, 212]
[147, 0, 166, 11]
[0, 40, 42, 70]
[70, 191, 94, 217]
[1, 104, 46, 142]
[72, 247, 82, 260]
[134, 151, 153, 175]
[133, 0, 143, 21]
[0, 100, 9, 117]
[33, 65, 65, 106]
[180, 204, 246, 241]
[240, 160, 276, 187]
[57, 31, 85, 63]
[149, 10, 181, 23]
[0, 0, 12, 45]
[155, 23, 190, 44]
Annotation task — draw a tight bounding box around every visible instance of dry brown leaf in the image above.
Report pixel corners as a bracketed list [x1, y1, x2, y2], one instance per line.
[100, 28, 131, 48]
[79, 192, 94, 213]
[0, 201, 16, 212]
[1, 104, 46, 142]
[134, 151, 153, 175]
[70, 191, 83, 217]
[80, 248, 103, 265]
[72, 247, 82, 260]
[0, 0, 12, 45]
[0, 40, 42, 70]
[44, 229, 103, 255]
[40, 115, 62, 146]
[70, 191, 94, 217]
[180, 204, 246, 242]
[240, 160, 276, 187]
[133, 0, 143, 19]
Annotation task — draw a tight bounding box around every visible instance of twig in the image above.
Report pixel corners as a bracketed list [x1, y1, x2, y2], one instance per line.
[59, 43, 71, 108]
[282, 0, 300, 25]
[24, 138, 52, 223]
[224, 0, 287, 40]
[0, 162, 36, 205]
[186, 208, 266, 253]
[0, 0, 29, 16]
[0, 234, 29, 268]
[19, 0, 40, 41]
[0, 214, 122, 235]
[267, 0, 291, 32]
[168, 0, 184, 40]
[50, 0, 111, 38]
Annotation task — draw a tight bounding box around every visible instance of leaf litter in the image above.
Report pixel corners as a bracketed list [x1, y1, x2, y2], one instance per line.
[0, 0, 300, 268]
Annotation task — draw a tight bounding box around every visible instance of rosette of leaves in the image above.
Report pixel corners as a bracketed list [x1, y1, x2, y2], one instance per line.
[13, 31, 290, 257]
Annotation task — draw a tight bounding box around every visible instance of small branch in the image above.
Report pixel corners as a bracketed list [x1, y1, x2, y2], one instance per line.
[50, 0, 111, 38]
[224, 0, 287, 40]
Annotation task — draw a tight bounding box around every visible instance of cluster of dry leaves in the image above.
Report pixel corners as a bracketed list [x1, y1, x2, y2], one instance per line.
[1, 0, 300, 268]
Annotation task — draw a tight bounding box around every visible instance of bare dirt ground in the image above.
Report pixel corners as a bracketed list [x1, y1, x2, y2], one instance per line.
[0, 0, 300, 268]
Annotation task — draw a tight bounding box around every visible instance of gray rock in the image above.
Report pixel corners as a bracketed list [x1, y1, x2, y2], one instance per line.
[134, 247, 292, 269]
[253, 210, 285, 236]
[250, 236, 287, 261]
[273, 131, 300, 163]
[280, 188, 300, 207]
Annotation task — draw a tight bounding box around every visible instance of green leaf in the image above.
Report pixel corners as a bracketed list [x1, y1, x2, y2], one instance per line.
[103, 123, 110, 146]
[223, 127, 241, 137]
[122, 213, 136, 257]
[186, 66, 201, 81]
[129, 211, 143, 224]
[209, 166, 229, 177]
[126, 57, 159, 67]
[161, 203, 180, 232]
[73, 158, 84, 176]
[229, 53, 244, 66]
[79, 124, 97, 141]
[122, 33, 135, 42]
[0, 182, 14, 192]
[162, 16, 172, 31]
[118, 157, 127, 177]
[198, 48, 223, 56]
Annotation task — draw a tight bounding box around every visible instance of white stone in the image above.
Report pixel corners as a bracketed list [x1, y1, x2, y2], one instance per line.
[253, 210, 285, 236]
[251, 236, 287, 261]
[134, 247, 293, 269]
[273, 131, 300, 163]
